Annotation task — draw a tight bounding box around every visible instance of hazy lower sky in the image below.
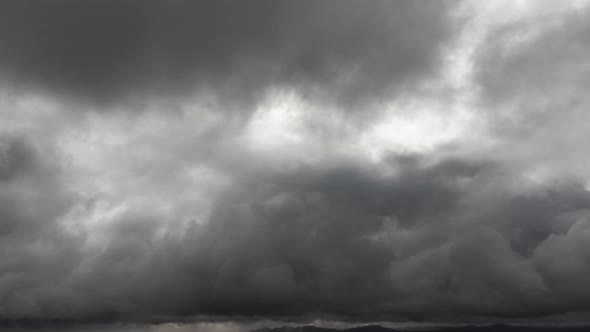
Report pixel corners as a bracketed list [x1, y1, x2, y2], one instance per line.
[2, 0, 590, 327]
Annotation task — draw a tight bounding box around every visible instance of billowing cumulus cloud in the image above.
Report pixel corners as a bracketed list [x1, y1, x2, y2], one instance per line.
[3, 0, 590, 327]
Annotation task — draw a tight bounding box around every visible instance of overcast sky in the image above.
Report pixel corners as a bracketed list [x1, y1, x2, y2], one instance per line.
[2, 0, 590, 327]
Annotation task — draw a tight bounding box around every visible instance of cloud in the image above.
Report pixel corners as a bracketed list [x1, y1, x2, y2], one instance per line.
[3, 0, 590, 326]
[5, 140, 590, 322]
[0, 0, 458, 109]
[0, 135, 84, 320]
[476, 2, 590, 107]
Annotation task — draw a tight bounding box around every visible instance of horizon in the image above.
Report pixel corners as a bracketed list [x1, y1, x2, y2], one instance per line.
[3, 321, 590, 331]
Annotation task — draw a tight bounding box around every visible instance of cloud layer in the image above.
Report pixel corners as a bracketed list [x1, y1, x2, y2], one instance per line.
[0, 0, 455, 108]
[2, 0, 590, 326]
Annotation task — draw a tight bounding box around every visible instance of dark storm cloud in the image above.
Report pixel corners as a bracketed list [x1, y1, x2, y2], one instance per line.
[0, 136, 37, 181]
[60, 155, 492, 321]
[0, 0, 458, 107]
[157, 160, 590, 321]
[6, 0, 590, 326]
[0, 135, 85, 321]
[0, 135, 72, 235]
[6, 148, 590, 323]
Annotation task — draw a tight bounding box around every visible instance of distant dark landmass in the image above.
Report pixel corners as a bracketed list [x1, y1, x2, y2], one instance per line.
[252, 324, 590, 332]
[0, 321, 588, 331]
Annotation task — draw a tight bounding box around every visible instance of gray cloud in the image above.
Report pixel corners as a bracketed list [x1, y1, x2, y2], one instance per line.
[3, 0, 590, 327]
[473, 2, 590, 141]
[0, 0, 458, 109]
[4, 144, 590, 323]
[151, 158, 590, 322]
[0, 135, 84, 321]
[476, 4, 590, 107]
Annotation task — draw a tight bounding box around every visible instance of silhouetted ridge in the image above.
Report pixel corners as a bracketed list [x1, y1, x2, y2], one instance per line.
[347, 325, 401, 332]
[253, 326, 339, 332]
[252, 324, 590, 332]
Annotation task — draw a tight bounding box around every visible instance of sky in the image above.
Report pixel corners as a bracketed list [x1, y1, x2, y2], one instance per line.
[2, 0, 590, 328]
